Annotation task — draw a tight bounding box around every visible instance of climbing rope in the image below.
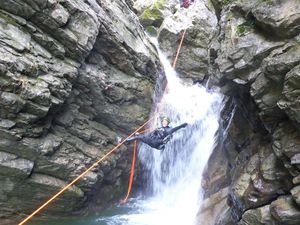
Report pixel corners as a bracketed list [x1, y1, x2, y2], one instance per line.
[18, 11, 188, 225]
[121, 140, 137, 204]
[173, 29, 187, 68]
[121, 127, 151, 204]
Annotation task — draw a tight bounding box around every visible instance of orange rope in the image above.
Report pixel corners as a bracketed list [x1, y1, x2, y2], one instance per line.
[18, 119, 152, 225]
[121, 140, 137, 204]
[121, 129, 149, 203]
[172, 29, 187, 68]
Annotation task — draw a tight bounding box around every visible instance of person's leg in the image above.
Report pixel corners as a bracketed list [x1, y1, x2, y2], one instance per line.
[126, 136, 138, 142]
[127, 133, 166, 150]
[126, 134, 146, 142]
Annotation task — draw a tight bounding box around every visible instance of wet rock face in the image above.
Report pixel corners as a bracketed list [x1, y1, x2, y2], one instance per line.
[134, 0, 219, 80]
[0, 0, 159, 222]
[195, 0, 300, 224]
[235, 0, 300, 39]
[131, 0, 178, 28]
[158, 0, 219, 80]
[278, 64, 300, 127]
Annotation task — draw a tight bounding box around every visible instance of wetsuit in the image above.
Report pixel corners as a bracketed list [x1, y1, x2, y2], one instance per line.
[126, 123, 188, 150]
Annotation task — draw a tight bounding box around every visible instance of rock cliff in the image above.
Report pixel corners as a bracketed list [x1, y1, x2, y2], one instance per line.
[0, 0, 160, 223]
[2, 0, 300, 224]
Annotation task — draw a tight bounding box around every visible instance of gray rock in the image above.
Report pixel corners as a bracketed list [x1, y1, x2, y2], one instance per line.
[270, 196, 300, 224]
[158, 0, 218, 80]
[235, 0, 300, 39]
[0, 119, 16, 129]
[0, 92, 25, 116]
[290, 185, 300, 206]
[260, 153, 280, 181]
[28, 173, 84, 197]
[38, 134, 62, 156]
[49, 4, 70, 27]
[197, 187, 231, 225]
[212, 0, 300, 129]
[0, 173, 86, 216]
[239, 205, 274, 225]
[0, 17, 31, 52]
[229, 142, 291, 219]
[278, 64, 300, 128]
[0, 151, 34, 177]
[138, 0, 178, 28]
[0, 0, 36, 19]
[95, 0, 158, 79]
[291, 154, 300, 165]
[216, 8, 285, 81]
[272, 123, 300, 171]
[293, 175, 300, 185]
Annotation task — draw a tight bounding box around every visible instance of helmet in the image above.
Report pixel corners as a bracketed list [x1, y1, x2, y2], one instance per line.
[161, 116, 171, 124]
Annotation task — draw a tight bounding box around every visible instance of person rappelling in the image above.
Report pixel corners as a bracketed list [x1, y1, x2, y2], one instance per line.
[179, 0, 195, 8]
[125, 116, 188, 150]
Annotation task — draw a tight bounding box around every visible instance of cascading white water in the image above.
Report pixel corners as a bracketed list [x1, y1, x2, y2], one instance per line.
[98, 46, 223, 225]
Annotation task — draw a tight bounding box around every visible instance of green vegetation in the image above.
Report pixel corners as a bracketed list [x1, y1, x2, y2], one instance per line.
[146, 26, 158, 37]
[141, 0, 166, 22]
[236, 20, 255, 36]
[153, 0, 166, 9]
[142, 8, 161, 21]
[0, 13, 18, 26]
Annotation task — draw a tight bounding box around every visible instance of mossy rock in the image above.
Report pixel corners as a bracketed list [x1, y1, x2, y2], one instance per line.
[146, 26, 158, 37]
[140, 0, 166, 27]
[236, 20, 255, 36]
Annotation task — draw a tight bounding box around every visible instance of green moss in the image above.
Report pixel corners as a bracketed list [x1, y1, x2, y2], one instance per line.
[146, 26, 158, 37]
[142, 8, 161, 21]
[236, 20, 255, 36]
[0, 13, 18, 26]
[141, 0, 166, 21]
[154, 0, 166, 9]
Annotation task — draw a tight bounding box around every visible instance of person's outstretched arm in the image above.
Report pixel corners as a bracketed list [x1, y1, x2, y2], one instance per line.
[166, 123, 188, 135]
